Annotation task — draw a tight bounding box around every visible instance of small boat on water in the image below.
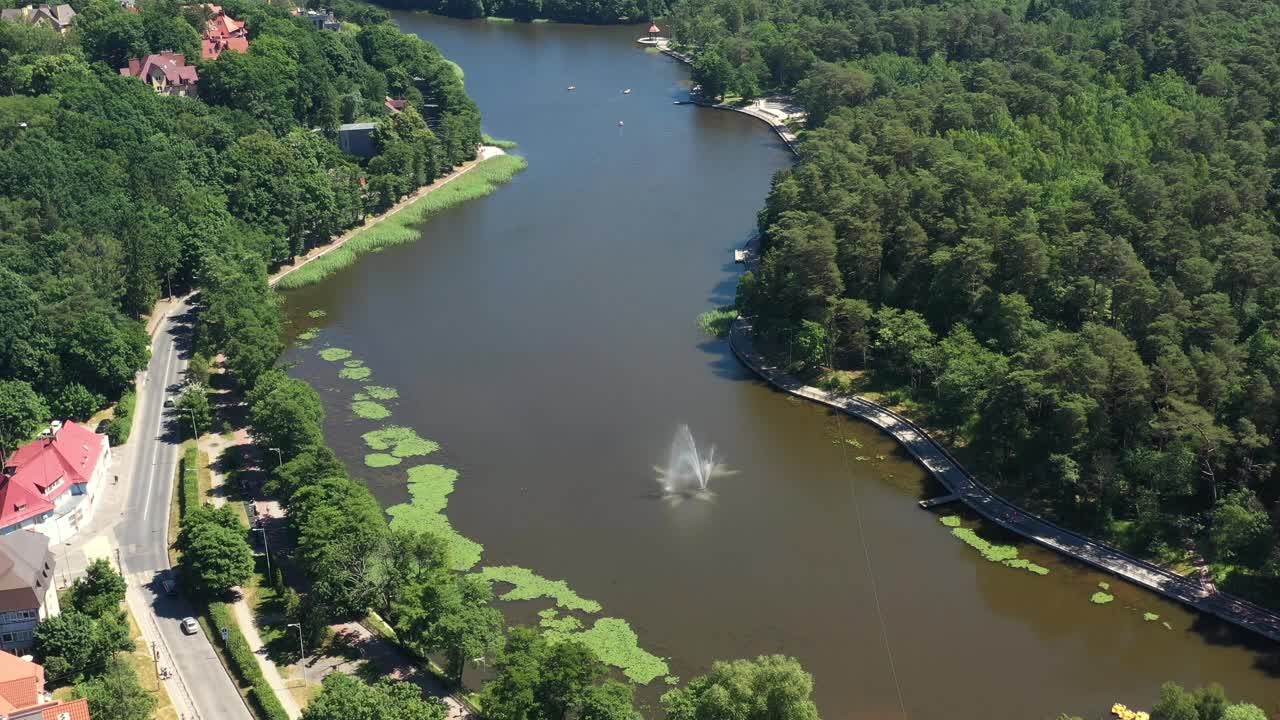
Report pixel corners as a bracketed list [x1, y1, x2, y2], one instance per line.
[623, 88, 632, 94]
[567, 85, 576, 91]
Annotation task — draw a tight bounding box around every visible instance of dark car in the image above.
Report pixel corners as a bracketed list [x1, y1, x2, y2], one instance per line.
[163, 397, 175, 408]
[95, 419, 109, 434]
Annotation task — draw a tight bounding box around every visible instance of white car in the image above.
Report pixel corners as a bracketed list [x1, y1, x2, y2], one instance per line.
[180, 617, 199, 635]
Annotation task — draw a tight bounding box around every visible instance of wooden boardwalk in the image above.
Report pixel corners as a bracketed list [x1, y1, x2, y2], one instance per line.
[728, 317, 1280, 643]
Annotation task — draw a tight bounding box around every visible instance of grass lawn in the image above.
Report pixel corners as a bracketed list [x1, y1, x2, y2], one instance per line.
[124, 608, 180, 720]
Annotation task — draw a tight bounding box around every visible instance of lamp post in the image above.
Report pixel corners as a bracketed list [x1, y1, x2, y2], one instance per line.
[288, 622, 305, 683]
[268, 447, 283, 468]
[253, 527, 271, 581]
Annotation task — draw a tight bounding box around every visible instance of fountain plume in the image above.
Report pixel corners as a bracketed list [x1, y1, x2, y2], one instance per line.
[657, 424, 728, 498]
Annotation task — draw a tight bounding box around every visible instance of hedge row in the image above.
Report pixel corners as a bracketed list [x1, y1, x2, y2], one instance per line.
[176, 446, 289, 720]
[106, 390, 136, 446]
[179, 447, 200, 517]
[207, 601, 291, 720]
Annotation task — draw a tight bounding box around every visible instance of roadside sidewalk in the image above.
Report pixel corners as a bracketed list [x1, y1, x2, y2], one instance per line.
[125, 580, 202, 720]
[204, 437, 303, 720]
[61, 296, 185, 583]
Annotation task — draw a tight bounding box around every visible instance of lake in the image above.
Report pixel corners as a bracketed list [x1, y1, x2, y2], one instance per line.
[280, 14, 1279, 718]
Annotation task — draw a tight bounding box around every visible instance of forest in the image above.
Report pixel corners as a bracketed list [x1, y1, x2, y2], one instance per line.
[669, 0, 1280, 605]
[366, 0, 665, 26]
[0, 0, 481, 452]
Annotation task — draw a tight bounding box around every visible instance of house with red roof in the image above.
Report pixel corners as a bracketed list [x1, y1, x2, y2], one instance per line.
[384, 96, 407, 114]
[119, 52, 199, 97]
[198, 3, 248, 60]
[1, 422, 109, 539]
[0, 651, 91, 720]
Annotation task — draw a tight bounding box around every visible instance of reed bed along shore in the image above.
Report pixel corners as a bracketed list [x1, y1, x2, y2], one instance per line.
[276, 153, 527, 290]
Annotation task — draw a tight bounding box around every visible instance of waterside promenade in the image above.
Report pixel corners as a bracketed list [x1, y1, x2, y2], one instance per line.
[729, 317, 1280, 644]
[656, 39, 802, 155]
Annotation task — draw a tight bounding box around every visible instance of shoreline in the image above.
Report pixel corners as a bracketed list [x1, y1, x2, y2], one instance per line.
[727, 316, 1280, 644]
[269, 145, 509, 288]
[657, 41, 802, 155]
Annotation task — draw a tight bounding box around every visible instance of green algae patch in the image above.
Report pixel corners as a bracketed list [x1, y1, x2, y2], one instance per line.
[307, 309, 327, 318]
[320, 347, 352, 362]
[352, 400, 391, 419]
[387, 464, 482, 571]
[340, 366, 372, 380]
[939, 515, 961, 528]
[297, 329, 319, 341]
[478, 566, 603, 613]
[363, 385, 399, 400]
[537, 608, 584, 637]
[664, 676, 681, 686]
[344, 359, 365, 367]
[574, 618, 668, 685]
[1143, 612, 1160, 622]
[362, 426, 438, 458]
[951, 527, 1049, 575]
[365, 453, 401, 468]
[1098, 581, 1110, 591]
[354, 393, 368, 401]
[1091, 591, 1115, 605]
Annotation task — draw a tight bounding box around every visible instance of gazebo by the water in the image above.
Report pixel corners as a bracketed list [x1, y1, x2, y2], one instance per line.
[638, 21, 664, 45]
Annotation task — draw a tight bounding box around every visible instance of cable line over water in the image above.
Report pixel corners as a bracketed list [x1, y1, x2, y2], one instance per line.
[830, 410, 908, 718]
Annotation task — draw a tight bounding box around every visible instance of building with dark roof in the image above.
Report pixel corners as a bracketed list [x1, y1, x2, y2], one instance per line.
[338, 122, 379, 158]
[0, 4, 76, 34]
[0, 532, 58, 654]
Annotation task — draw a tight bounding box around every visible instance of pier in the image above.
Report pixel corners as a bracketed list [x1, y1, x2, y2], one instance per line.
[728, 317, 1280, 644]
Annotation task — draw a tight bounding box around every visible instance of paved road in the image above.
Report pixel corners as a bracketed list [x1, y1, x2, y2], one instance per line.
[730, 317, 1280, 644]
[115, 300, 254, 720]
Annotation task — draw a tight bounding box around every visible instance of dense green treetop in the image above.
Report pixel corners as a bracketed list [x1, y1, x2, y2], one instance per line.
[661, 654, 819, 720]
[0, 0, 481, 417]
[674, 0, 1280, 603]
[302, 673, 447, 720]
[366, 0, 666, 25]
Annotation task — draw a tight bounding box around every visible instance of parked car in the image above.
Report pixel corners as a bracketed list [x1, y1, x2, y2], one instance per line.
[163, 397, 175, 408]
[180, 617, 198, 635]
[94, 419, 109, 434]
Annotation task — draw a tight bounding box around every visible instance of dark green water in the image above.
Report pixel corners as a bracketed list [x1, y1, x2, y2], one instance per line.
[281, 15, 1279, 718]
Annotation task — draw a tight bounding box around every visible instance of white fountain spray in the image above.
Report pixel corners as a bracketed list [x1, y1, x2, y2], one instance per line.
[657, 424, 728, 498]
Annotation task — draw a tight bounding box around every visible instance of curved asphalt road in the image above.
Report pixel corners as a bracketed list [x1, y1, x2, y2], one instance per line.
[116, 300, 253, 720]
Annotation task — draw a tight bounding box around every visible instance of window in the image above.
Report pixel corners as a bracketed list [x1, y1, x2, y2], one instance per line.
[2, 633, 14, 643]
[44, 477, 63, 494]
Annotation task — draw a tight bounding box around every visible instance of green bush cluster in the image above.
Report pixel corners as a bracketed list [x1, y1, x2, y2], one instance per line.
[106, 390, 136, 446]
[207, 602, 291, 720]
[180, 447, 201, 517]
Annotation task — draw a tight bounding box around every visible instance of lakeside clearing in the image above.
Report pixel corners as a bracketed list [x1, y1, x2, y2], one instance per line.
[272, 148, 525, 289]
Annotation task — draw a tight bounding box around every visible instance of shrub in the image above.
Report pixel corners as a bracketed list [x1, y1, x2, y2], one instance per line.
[106, 390, 136, 445]
[207, 602, 290, 720]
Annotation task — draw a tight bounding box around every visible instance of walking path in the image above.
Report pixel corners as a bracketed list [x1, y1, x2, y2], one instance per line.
[656, 40, 802, 155]
[269, 145, 506, 288]
[333, 621, 473, 720]
[728, 317, 1280, 643]
[205, 437, 304, 720]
